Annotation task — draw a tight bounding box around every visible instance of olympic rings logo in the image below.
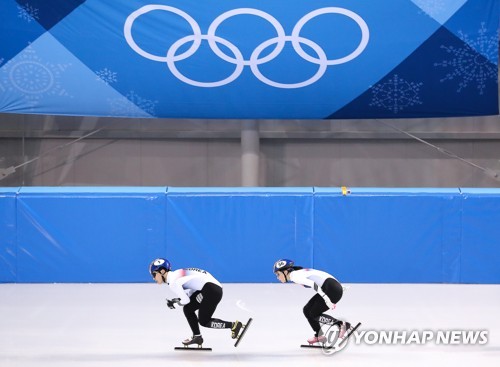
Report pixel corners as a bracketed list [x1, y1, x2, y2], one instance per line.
[124, 6, 369, 88]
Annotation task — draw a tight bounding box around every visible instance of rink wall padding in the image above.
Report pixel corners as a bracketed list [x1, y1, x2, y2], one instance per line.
[166, 188, 314, 282]
[0, 187, 499, 283]
[313, 188, 462, 283]
[0, 188, 18, 282]
[14, 187, 166, 283]
[459, 189, 500, 283]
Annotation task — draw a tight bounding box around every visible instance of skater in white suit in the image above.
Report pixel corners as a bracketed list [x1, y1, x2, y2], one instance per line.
[273, 259, 354, 345]
[149, 258, 243, 347]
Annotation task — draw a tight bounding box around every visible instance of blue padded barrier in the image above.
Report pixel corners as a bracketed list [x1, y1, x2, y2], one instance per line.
[15, 187, 166, 282]
[313, 188, 462, 283]
[0, 188, 18, 282]
[460, 189, 500, 284]
[166, 187, 314, 282]
[1, 186, 500, 283]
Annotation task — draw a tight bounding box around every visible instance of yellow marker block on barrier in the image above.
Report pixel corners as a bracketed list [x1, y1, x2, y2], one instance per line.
[341, 186, 351, 196]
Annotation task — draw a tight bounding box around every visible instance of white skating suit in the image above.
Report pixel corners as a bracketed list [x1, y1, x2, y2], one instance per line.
[289, 268, 337, 288]
[289, 268, 341, 305]
[290, 269, 344, 336]
[167, 268, 222, 305]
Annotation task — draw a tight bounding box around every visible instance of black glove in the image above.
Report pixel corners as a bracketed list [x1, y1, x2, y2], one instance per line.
[166, 298, 181, 309]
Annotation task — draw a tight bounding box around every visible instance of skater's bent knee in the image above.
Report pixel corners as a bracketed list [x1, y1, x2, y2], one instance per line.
[198, 317, 211, 327]
[303, 305, 312, 318]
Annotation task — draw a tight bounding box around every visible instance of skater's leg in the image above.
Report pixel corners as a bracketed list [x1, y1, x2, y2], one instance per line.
[321, 278, 353, 338]
[197, 283, 233, 329]
[306, 278, 344, 331]
[303, 294, 329, 336]
[183, 291, 202, 335]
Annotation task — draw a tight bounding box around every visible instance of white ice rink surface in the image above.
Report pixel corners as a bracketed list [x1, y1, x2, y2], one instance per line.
[1, 283, 499, 367]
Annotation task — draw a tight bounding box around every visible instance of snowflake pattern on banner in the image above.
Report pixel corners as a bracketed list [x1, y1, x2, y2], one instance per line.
[0, 46, 71, 109]
[108, 91, 158, 117]
[17, 3, 39, 23]
[369, 74, 423, 114]
[435, 23, 499, 95]
[413, 0, 447, 19]
[95, 68, 118, 85]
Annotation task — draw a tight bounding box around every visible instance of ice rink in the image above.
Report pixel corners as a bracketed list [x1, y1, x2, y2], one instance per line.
[1, 283, 499, 367]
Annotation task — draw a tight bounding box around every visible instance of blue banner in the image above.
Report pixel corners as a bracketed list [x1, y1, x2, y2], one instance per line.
[0, 0, 498, 119]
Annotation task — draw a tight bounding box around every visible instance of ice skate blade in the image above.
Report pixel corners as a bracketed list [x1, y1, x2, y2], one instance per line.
[234, 318, 253, 347]
[175, 346, 212, 351]
[301, 344, 324, 349]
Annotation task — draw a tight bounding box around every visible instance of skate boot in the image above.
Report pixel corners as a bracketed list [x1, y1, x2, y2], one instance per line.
[339, 321, 352, 339]
[182, 335, 204, 347]
[307, 335, 327, 345]
[231, 321, 243, 339]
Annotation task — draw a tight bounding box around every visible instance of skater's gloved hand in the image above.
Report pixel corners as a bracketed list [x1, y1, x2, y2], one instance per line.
[166, 298, 181, 309]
